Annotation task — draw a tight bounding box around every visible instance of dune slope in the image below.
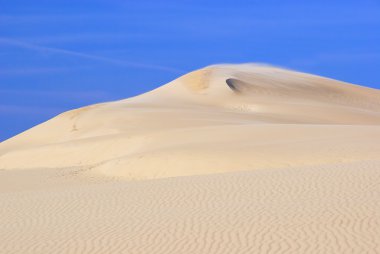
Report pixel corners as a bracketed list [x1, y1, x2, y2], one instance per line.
[1, 161, 380, 254]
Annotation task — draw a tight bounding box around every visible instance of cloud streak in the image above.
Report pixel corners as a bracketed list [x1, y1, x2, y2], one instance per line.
[0, 104, 64, 116]
[0, 67, 83, 75]
[0, 38, 184, 74]
[0, 88, 112, 101]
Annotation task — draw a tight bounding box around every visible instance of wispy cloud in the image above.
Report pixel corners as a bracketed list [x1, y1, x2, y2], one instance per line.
[0, 14, 111, 24]
[0, 67, 84, 75]
[0, 38, 184, 74]
[0, 89, 113, 101]
[0, 104, 64, 116]
[18, 33, 152, 45]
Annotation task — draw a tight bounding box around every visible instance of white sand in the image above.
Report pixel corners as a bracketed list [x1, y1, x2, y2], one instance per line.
[1, 64, 380, 253]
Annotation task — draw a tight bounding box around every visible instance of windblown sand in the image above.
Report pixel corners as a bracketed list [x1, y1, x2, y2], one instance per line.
[1, 64, 380, 253]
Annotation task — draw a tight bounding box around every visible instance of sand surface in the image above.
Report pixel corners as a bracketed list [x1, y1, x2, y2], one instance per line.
[1, 64, 380, 253]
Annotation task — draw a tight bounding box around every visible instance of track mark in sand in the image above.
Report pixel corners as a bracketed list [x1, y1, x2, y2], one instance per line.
[1, 161, 380, 253]
[63, 105, 98, 120]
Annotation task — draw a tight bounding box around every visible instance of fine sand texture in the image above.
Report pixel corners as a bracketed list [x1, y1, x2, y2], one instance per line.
[1, 64, 380, 253]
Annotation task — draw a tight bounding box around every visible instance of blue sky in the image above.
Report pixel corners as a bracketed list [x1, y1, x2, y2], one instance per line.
[1, 0, 380, 141]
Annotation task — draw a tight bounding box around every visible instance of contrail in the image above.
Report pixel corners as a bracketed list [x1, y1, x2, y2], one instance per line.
[0, 37, 184, 74]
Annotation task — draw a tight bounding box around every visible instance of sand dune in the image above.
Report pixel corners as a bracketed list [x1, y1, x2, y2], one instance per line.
[1, 64, 380, 179]
[1, 64, 380, 253]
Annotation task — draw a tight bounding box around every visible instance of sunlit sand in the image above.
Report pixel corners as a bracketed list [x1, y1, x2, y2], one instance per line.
[1, 64, 380, 253]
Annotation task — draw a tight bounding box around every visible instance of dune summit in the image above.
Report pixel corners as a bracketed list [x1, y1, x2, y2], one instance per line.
[1, 64, 380, 179]
[1, 64, 380, 253]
